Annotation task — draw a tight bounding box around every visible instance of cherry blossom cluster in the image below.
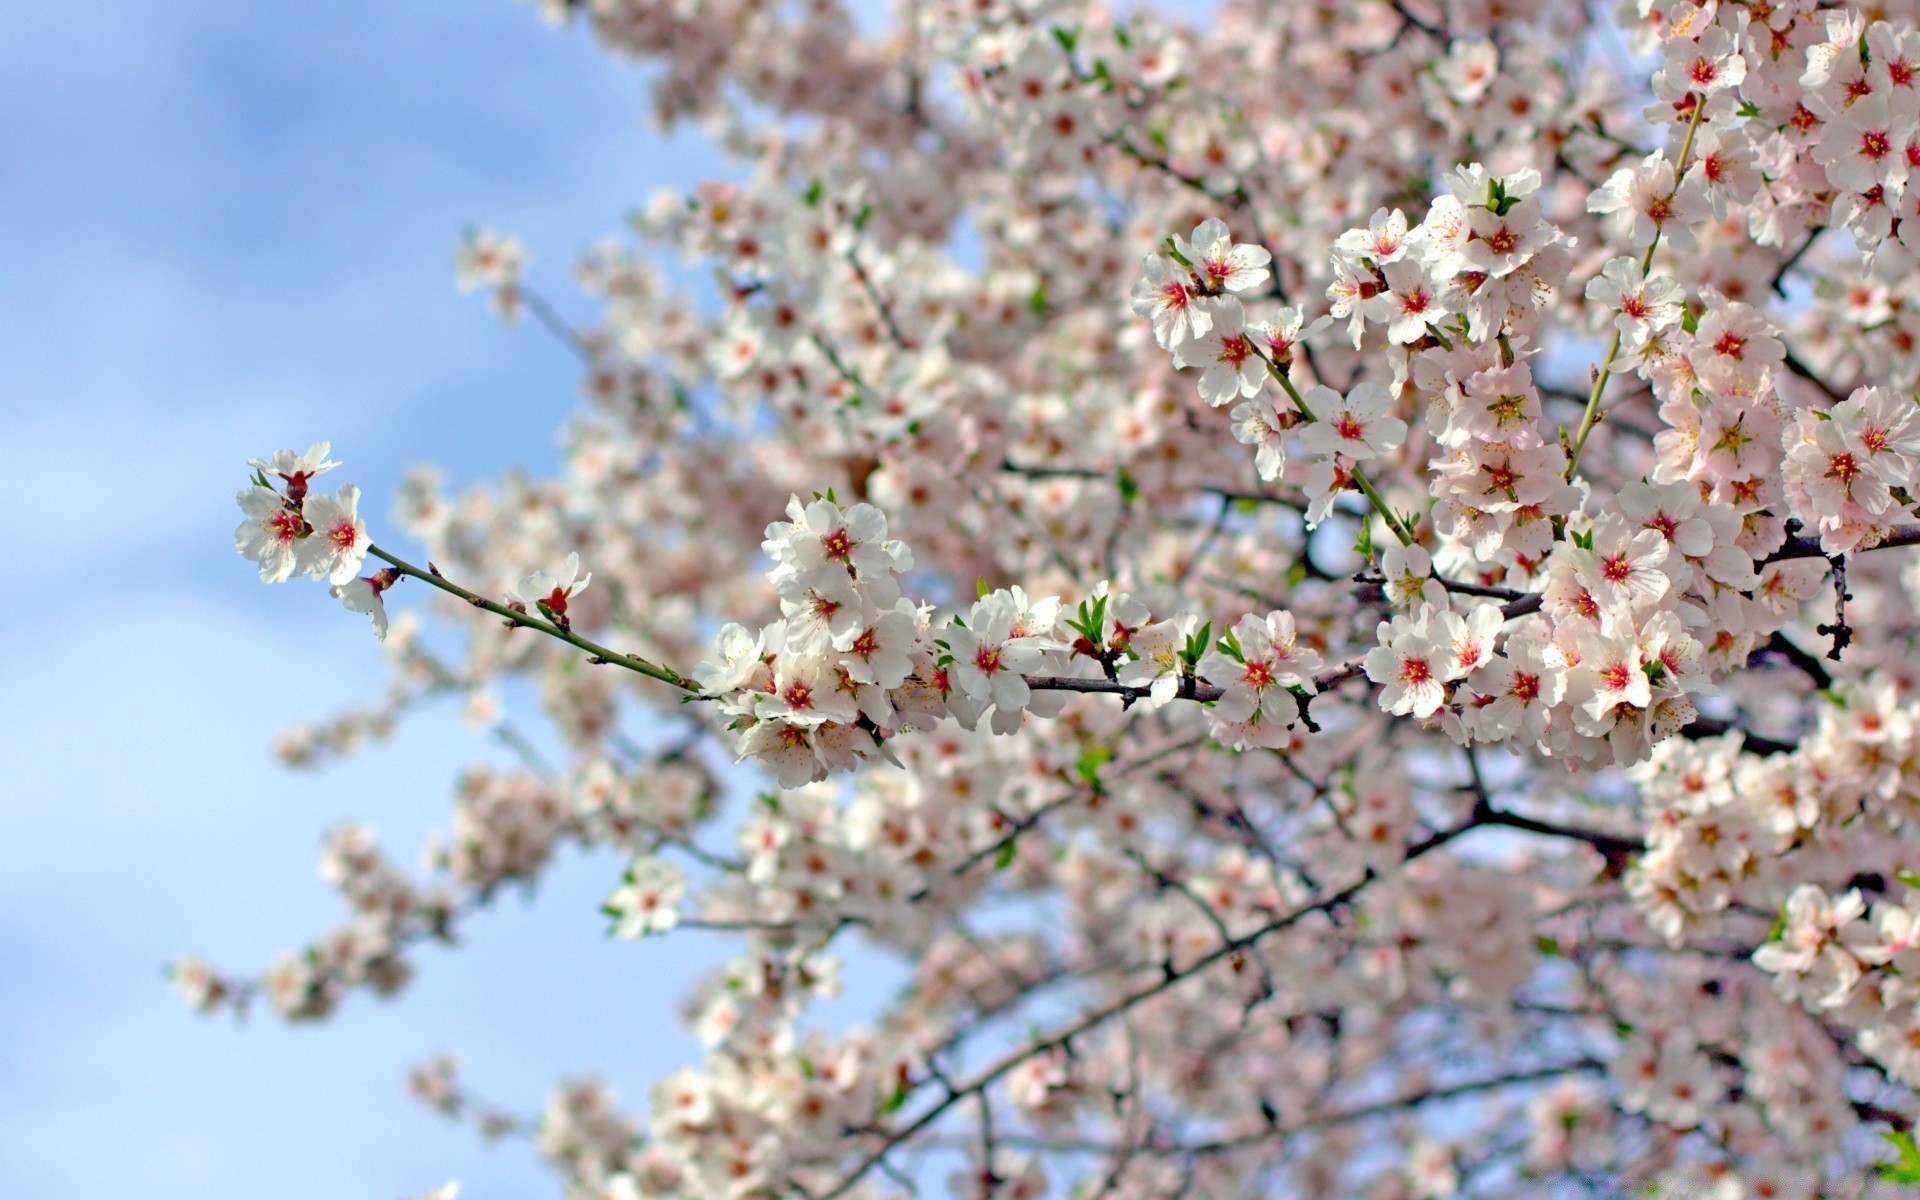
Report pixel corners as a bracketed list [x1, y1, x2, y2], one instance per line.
[184, 0, 1920, 1196]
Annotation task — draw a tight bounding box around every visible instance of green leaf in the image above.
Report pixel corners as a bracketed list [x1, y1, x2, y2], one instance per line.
[878, 1080, 911, 1116]
[1075, 743, 1113, 784]
[1878, 1130, 1920, 1183]
[1115, 469, 1140, 506]
[1535, 935, 1563, 957]
[803, 179, 823, 206]
[1028, 282, 1049, 314]
[994, 840, 1018, 870]
[1050, 24, 1078, 54]
[977, 575, 991, 599]
[1896, 867, 1920, 889]
[1681, 306, 1699, 335]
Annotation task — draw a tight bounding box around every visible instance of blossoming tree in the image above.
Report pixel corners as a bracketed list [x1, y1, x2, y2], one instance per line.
[182, 0, 1920, 1194]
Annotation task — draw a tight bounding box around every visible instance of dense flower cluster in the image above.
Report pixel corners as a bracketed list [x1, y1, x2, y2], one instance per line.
[184, 0, 1920, 1196]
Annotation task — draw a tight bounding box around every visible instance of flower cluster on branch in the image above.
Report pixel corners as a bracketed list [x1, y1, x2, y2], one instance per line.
[178, 0, 1920, 1196]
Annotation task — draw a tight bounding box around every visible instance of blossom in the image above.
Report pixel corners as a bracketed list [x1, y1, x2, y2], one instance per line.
[1199, 610, 1318, 747]
[1365, 608, 1449, 719]
[1115, 613, 1196, 707]
[1296, 382, 1407, 461]
[248, 441, 339, 501]
[1363, 259, 1449, 345]
[1584, 257, 1684, 340]
[1172, 299, 1267, 407]
[605, 858, 686, 936]
[763, 495, 913, 606]
[1379, 542, 1445, 610]
[299, 484, 372, 585]
[235, 484, 307, 584]
[1129, 254, 1211, 348]
[1172, 218, 1271, 294]
[944, 595, 1049, 717]
[332, 568, 400, 641]
[1811, 95, 1906, 195]
[1228, 399, 1287, 481]
[1587, 153, 1706, 252]
[1332, 207, 1413, 265]
[1464, 623, 1565, 744]
[514, 551, 593, 624]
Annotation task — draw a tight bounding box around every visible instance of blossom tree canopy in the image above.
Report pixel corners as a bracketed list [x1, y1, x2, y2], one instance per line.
[184, 0, 1920, 1195]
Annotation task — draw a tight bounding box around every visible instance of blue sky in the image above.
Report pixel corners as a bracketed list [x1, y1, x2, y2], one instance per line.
[0, 3, 755, 1196]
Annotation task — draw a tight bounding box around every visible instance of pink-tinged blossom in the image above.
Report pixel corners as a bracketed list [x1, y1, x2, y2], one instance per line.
[235, 484, 307, 584]
[332, 568, 400, 641]
[1379, 543, 1445, 610]
[1332, 207, 1412, 266]
[1227, 399, 1288, 482]
[1365, 608, 1449, 719]
[299, 484, 372, 585]
[513, 551, 593, 623]
[1172, 299, 1266, 407]
[1464, 623, 1565, 744]
[1363, 259, 1449, 344]
[1811, 96, 1907, 195]
[605, 857, 685, 937]
[1129, 254, 1211, 349]
[1297, 381, 1407, 462]
[1198, 610, 1317, 748]
[248, 441, 339, 502]
[1115, 612, 1196, 708]
[1567, 514, 1671, 612]
[1587, 152, 1708, 252]
[1584, 257, 1684, 341]
[945, 596, 1049, 717]
[1172, 218, 1271, 295]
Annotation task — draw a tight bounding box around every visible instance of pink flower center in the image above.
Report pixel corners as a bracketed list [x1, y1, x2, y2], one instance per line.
[782, 680, 815, 710]
[1712, 331, 1746, 360]
[1400, 657, 1432, 685]
[1601, 552, 1633, 584]
[1217, 335, 1251, 366]
[1600, 663, 1633, 692]
[1334, 414, 1366, 442]
[974, 646, 1003, 675]
[1243, 660, 1274, 688]
[328, 520, 358, 551]
[269, 509, 302, 544]
[821, 529, 853, 561]
[1510, 673, 1540, 702]
[1826, 452, 1860, 484]
[1861, 129, 1892, 160]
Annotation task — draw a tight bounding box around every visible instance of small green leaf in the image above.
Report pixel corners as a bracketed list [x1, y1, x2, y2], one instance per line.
[1115, 469, 1139, 506]
[977, 575, 991, 599]
[1878, 1130, 1920, 1183]
[1075, 744, 1113, 784]
[878, 1080, 911, 1116]
[994, 840, 1018, 870]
